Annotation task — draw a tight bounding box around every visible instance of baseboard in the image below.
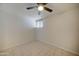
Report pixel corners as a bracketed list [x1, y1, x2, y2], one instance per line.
[37, 40, 79, 55]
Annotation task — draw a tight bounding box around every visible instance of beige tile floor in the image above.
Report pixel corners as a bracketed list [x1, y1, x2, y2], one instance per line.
[0, 40, 78, 56]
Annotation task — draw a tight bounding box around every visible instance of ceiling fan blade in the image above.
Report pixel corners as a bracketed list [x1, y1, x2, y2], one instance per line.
[37, 3, 48, 5]
[26, 7, 35, 10]
[44, 7, 53, 12]
[26, 6, 37, 10]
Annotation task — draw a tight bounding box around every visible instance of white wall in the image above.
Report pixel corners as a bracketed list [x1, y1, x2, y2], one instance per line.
[0, 11, 4, 50]
[0, 4, 35, 51]
[36, 7, 79, 54]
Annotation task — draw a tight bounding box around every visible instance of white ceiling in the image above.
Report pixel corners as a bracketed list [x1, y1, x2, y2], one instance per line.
[0, 3, 79, 20]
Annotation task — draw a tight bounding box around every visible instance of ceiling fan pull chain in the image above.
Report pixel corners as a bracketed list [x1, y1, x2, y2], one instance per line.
[38, 11, 41, 15]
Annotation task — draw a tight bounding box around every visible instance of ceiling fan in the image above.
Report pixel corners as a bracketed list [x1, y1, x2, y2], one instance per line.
[26, 3, 53, 15]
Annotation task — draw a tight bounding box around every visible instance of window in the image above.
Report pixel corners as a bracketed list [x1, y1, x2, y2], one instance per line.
[34, 19, 43, 28]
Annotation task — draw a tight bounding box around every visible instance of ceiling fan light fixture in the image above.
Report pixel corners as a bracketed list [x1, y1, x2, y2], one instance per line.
[38, 5, 44, 11]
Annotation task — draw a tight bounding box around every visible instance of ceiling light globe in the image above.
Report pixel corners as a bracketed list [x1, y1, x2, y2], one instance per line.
[38, 6, 44, 11]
